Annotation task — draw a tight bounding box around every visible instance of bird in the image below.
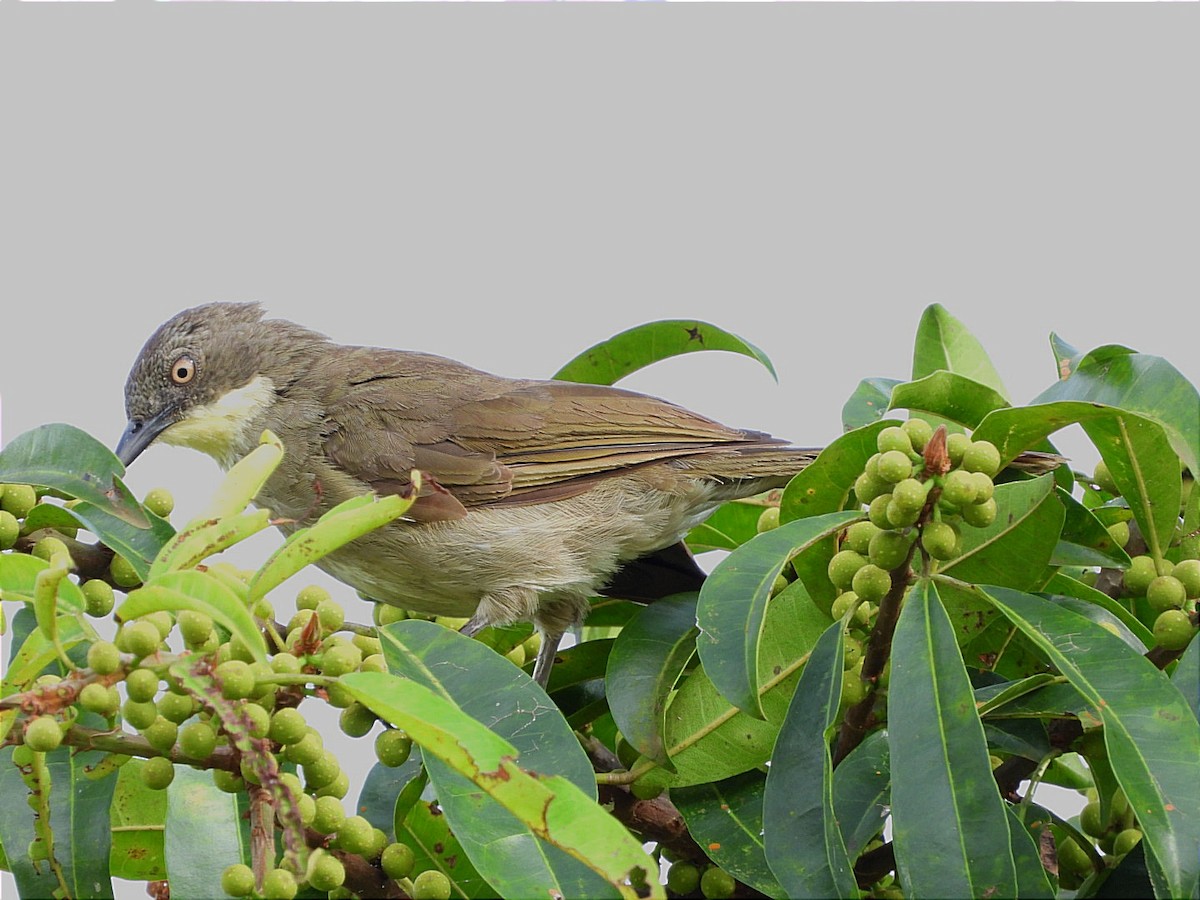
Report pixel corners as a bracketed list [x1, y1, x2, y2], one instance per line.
[116, 302, 822, 686]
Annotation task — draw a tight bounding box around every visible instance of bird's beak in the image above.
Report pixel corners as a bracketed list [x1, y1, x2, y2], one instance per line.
[116, 408, 177, 467]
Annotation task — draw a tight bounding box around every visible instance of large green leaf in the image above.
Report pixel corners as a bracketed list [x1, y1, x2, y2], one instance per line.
[606, 594, 698, 768]
[1173, 637, 1199, 725]
[780, 421, 888, 523]
[685, 500, 766, 553]
[983, 586, 1200, 899]
[890, 371, 1009, 429]
[696, 510, 860, 716]
[0, 423, 148, 526]
[0, 715, 116, 899]
[831, 729, 891, 860]
[1052, 488, 1132, 570]
[342, 670, 662, 900]
[1006, 808, 1055, 899]
[671, 771, 785, 899]
[841, 378, 901, 430]
[552, 320, 776, 385]
[888, 580, 1018, 898]
[911, 304, 1009, 399]
[109, 759, 168, 881]
[64, 500, 175, 582]
[164, 766, 251, 899]
[762, 616, 858, 899]
[1039, 575, 1152, 652]
[644, 580, 830, 791]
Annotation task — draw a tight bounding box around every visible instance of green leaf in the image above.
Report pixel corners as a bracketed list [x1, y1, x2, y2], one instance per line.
[780, 421, 888, 523]
[200, 431, 284, 520]
[0, 551, 87, 611]
[890, 371, 1009, 429]
[911, 303, 1008, 397]
[888, 579, 1019, 898]
[342, 670, 662, 900]
[1053, 488, 1133, 569]
[541, 639, 613, 729]
[974, 673, 1061, 718]
[696, 510, 861, 716]
[552, 320, 776, 385]
[1006, 808, 1055, 899]
[841, 378, 901, 430]
[247, 492, 414, 603]
[606, 594, 698, 768]
[1173, 637, 1199, 724]
[118, 570, 268, 664]
[66, 500, 176, 582]
[164, 766, 250, 899]
[401, 798, 493, 899]
[762, 616, 858, 899]
[0, 423, 148, 526]
[671, 771, 785, 899]
[647, 581, 830, 791]
[149, 509, 271, 580]
[0, 715, 117, 899]
[982, 586, 1200, 899]
[109, 759, 168, 881]
[686, 500, 767, 553]
[1040, 575, 1152, 652]
[831, 730, 891, 861]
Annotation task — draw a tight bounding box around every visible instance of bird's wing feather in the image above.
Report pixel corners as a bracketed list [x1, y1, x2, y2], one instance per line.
[319, 348, 783, 519]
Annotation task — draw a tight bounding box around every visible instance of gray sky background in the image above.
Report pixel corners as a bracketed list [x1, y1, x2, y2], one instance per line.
[1, 4, 1197, 897]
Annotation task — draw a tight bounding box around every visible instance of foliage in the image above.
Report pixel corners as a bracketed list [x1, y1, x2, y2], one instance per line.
[1, 306, 1197, 899]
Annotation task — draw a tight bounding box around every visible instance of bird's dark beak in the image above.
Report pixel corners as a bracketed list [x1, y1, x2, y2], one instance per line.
[116, 408, 177, 467]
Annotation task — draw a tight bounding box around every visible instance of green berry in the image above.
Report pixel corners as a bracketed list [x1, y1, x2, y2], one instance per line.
[80, 682, 118, 716]
[269, 707, 308, 745]
[212, 768, 245, 793]
[700, 865, 737, 900]
[1106, 520, 1130, 549]
[868, 529, 912, 571]
[412, 869, 453, 900]
[1058, 837, 1092, 877]
[381, 841, 416, 880]
[373, 604, 408, 626]
[142, 487, 175, 518]
[336, 814, 375, 855]
[313, 795, 346, 834]
[261, 868, 297, 900]
[1080, 800, 1106, 837]
[296, 584, 330, 610]
[843, 634, 864, 669]
[375, 728, 414, 768]
[852, 564, 891, 603]
[1153, 609, 1196, 651]
[902, 418, 934, 451]
[945, 432, 970, 466]
[32, 535, 69, 564]
[504, 642, 527, 666]
[756, 506, 780, 533]
[122, 621, 162, 659]
[243, 703, 271, 739]
[177, 610, 214, 646]
[831, 591, 869, 624]
[1, 484, 38, 519]
[126, 667, 160, 703]
[316, 599, 346, 633]
[123, 698, 159, 730]
[960, 497, 998, 528]
[0, 509, 20, 549]
[854, 471, 889, 504]
[221, 863, 255, 897]
[890, 477, 928, 513]
[309, 853, 346, 891]
[284, 730, 324, 766]
[141, 756, 175, 790]
[843, 521, 880, 555]
[80, 579, 115, 617]
[876, 450, 913, 485]
[1093, 460, 1119, 494]
[667, 861, 701, 896]
[885, 496, 922, 528]
[303, 750, 341, 790]
[361, 653, 387, 673]
[969, 471, 995, 503]
[827, 550, 867, 591]
[1172, 559, 1200, 599]
[271, 652, 303, 675]
[142, 717, 179, 753]
[88, 640, 122, 675]
[1113, 828, 1142, 856]
[157, 691, 195, 724]
[109, 553, 141, 588]
[867, 494, 895, 529]
[921, 521, 960, 560]
[216, 660, 256, 700]
[961, 441, 1001, 478]
[1123, 555, 1158, 596]
[179, 721, 218, 758]
[319, 644, 361, 677]
[24, 715, 63, 752]
[1147, 575, 1186, 613]
[339, 702, 376, 738]
[877, 426, 914, 455]
[942, 469, 977, 508]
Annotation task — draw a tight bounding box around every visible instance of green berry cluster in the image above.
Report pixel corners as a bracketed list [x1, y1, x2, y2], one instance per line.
[665, 859, 738, 899]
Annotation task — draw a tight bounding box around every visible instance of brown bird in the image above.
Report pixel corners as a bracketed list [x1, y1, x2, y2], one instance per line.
[116, 302, 819, 684]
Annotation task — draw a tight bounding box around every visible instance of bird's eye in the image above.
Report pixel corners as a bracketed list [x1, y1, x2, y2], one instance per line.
[170, 356, 196, 385]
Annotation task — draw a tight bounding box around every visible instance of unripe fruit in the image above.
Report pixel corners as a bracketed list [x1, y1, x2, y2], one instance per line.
[179, 721, 218, 758]
[303, 750, 341, 790]
[126, 667, 160, 703]
[296, 584, 330, 610]
[271, 652, 303, 675]
[890, 478, 928, 513]
[261, 868, 297, 900]
[827, 550, 867, 591]
[80, 682, 118, 716]
[1, 484, 38, 519]
[269, 708, 308, 745]
[285, 731, 324, 767]
[1080, 800, 1106, 837]
[504, 643, 527, 666]
[1173, 559, 1200, 598]
[851, 564, 891, 604]
[243, 703, 271, 739]
[32, 534, 69, 564]
[945, 432, 970, 466]
[381, 841, 415, 879]
[177, 610, 214, 646]
[1123, 556, 1157, 596]
[841, 663, 867, 706]
[876, 426, 913, 455]
[854, 471, 888, 504]
[142, 717, 179, 753]
[221, 863, 255, 897]
[960, 497, 998, 528]
[1093, 460, 1119, 494]
[831, 591, 868, 624]
[87, 640, 122, 675]
[339, 703, 376, 738]
[969, 471, 995, 504]
[374, 604, 408, 626]
[110, 554, 141, 588]
[755, 506, 780, 533]
[24, 715, 63, 752]
[921, 521, 960, 560]
[122, 621, 161, 659]
[876, 450, 913, 485]
[319, 644, 361, 677]
[961, 441, 1001, 478]
[123, 699, 159, 730]
[1113, 828, 1142, 856]
[412, 869, 453, 900]
[1106, 521, 1130, 549]
[142, 487, 175, 518]
[1153, 609, 1196, 651]
[843, 635, 864, 670]
[869, 529, 912, 571]
[867, 494, 894, 530]
[0, 510, 19, 549]
[376, 728, 414, 768]
[216, 660, 256, 700]
[843, 521, 880, 555]
[667, 861, 701, 896]
[313, 795, 346, 834]
[1147, 575, 1186, 613]
[309, 853, 347, 891]
[1058, 837, 1093, 877]
[157, 692, 195, 724]
[942, 470, 977, 508]
[885, 497, 921, 527]
[212, 769, 245, 793]
[316, 599, 346, 633]
[142, 756, 175, 790]
[700, 865, 737, 900]
[902, 418, 934, 452]
[336, 814, 375, 855]
[315, 770, 350, 800]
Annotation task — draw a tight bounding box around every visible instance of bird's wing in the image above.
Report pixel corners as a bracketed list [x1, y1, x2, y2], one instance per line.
[319, 348, 783, 521]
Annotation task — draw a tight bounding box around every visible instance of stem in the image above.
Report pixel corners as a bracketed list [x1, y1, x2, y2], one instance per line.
[249, 785, 275, 889]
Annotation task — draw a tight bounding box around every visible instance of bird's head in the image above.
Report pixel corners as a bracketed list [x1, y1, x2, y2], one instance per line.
[117, 302, 325, 468]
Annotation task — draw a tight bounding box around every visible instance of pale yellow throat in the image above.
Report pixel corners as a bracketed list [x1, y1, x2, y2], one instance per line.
[158, 375, 276, 469]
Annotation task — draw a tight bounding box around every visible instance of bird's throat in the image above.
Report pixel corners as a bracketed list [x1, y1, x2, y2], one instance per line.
[158, 375, 277, 469]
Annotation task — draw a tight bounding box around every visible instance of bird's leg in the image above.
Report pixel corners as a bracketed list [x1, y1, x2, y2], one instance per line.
[459, 615, 486, 638]
[531, 630, 564, 689]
